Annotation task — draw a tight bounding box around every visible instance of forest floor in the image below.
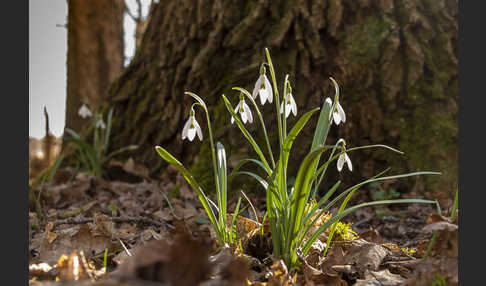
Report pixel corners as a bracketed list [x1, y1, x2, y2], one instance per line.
[28, 159, 458, 286]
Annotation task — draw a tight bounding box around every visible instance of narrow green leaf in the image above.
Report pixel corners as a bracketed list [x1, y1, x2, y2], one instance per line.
[229, 197, 242, 244]
[241, 190, 259, 224]
[155, 146, 219, 234]
[450, 187, 458, 221]
[104, 107, 114, 154]
[285, 146, 328, 257]
[310, 93, 332, 152]
[230, 158, 269, 178]
[104, 145, 138, 162]
[302, 199, 436, 254]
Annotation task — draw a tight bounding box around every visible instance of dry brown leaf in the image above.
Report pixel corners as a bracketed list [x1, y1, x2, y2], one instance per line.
[354, 269, 405, 286]
[92, 214, 115, 237]
[344, 239, 390, 273]
[38, 224, 115, 265]
[320, 245, 346, 275]
[427, 213, 452, 224]
[401, 257, 458, 286]
[265, 260, 296, 286]
[303, 260, 347, 286]
[358, 229, 384, 244]
[419, 221, 458, 258]
[112, 226, 212, 286]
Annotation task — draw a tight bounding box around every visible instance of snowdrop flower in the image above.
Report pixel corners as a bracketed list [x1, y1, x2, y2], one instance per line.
[95, 118, 106, 129]
[280, 86, 297, 118]
[181, 109, 203, 141]
[252, 65, 273, 105]
[336, 139, 352, 172]
[231, 97, 253, 124]
[327, 98, 346, 125]
[78, 104, 92, 119]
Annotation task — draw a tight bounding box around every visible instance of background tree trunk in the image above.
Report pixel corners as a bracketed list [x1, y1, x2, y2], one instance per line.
[64, 0, 125, 133]
[106, 0, 457, 201]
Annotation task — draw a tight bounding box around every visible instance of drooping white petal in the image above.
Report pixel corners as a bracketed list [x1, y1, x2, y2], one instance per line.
[241, 109, 248, 123]
[193, 118, 203, 141]
[263, 75, 273, 103]
[280, 101, 291, 117]
[336, 102, 346, 123]
[243, 102, 253, 123]
[187, 127, 196, 141]
[259, 88, 268, 105]
[78, 104, 92, 119]
[231, 101, 242, 124]
[280, 93, 297, 118]
[252, 75, 263, 99]
[332, 110, 342, 125]
[290, 94, 297, 116]
[337, 154, 345, 172]
[326, 98, 333, 120]
[345, 153, 352, 171]
[182, 117, 192, 139]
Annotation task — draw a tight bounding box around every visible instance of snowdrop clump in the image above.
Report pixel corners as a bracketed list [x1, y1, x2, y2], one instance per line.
[155, 48, 440, 269]
[65, 102, 138, 177]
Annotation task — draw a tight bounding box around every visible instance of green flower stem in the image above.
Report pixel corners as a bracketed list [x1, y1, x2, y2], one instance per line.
[185, 92, 224, 243]
[233, 87, 276, 169]
[265, 50, 289, 256]
[265, 48, 284, 151]
[201, 106, 224, 239]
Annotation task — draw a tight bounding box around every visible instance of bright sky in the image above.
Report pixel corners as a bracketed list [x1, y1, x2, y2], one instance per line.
[29, 0, 152, 139]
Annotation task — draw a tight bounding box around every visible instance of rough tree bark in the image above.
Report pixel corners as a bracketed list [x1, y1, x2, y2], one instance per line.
[64, 0, 125, 133]
[106, 0, 457, 200]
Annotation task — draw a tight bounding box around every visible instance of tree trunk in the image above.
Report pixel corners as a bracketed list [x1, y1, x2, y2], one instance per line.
[65, 0, 125, 133]
[107, 0, 457, 200]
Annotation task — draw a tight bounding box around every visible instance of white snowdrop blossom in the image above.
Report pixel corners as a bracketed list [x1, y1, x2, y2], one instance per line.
[95, 118, 106, 129]
[231, 98, 253, 124]
[181, 111, 203, 141]
[327, 98, 346, 125]
[336, 139, 352, 172]
[337, 153, 352, 172]
[78, 104, 92, 119]
[280, 90, 297, 118]
[252, 66, 273, 105]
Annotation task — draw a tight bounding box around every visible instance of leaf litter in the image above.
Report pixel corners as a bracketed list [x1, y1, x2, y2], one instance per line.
[29, 160, 458, 285]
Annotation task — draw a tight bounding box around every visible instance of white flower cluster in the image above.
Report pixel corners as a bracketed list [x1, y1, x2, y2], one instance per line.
[78, 104, 106, 129]
[179, 65, 351, 172]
